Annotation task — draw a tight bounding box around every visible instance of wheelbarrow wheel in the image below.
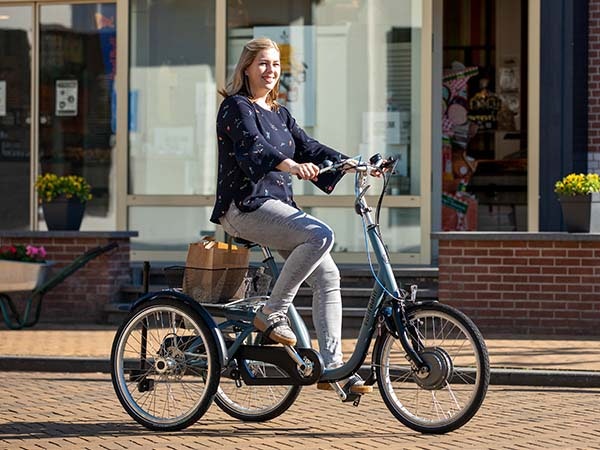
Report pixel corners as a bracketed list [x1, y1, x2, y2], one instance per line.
[110, 298, 220, 431]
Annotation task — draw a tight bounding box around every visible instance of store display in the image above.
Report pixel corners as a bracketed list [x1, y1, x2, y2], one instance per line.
[468, 78, 501, 130]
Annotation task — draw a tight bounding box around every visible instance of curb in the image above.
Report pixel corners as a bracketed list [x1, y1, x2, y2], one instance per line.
[2, 356, 600, 388]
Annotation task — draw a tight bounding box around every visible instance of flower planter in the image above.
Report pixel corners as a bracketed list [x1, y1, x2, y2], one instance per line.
[558, 193, 600, 233]
[0, 260, 51, 292]
[42, 196, 86, 231]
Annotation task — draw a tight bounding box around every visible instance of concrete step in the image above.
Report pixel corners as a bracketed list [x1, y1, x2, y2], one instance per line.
[114, 284, 437, 306]
[128, 262, 439, 288]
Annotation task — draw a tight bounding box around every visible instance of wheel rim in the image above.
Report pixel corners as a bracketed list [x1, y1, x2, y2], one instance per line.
[379, 309, 483, 428]
[114, 305, 213, 426]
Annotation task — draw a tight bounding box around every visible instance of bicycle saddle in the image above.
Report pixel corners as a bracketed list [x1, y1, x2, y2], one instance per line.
[233, 237, 257, 248]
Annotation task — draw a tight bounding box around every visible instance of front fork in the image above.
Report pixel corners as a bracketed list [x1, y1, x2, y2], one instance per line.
[373, 290, 432, 377]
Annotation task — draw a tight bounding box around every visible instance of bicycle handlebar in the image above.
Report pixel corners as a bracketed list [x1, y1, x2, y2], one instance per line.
[318, 154, 396, 175]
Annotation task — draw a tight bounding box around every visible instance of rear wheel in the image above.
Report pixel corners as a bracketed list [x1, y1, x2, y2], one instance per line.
[215, 331, 301, 421]
[374, 302, 489, 434]
[110, 298, 220, 431]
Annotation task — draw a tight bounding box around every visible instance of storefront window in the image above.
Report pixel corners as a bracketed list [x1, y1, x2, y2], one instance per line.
[226, 0, 423, 256]
[227, 0, 422, 197]
[129, 0, 216, 195]
[0, 6, 32, 230]
[38, 3, 117, 230]
[441, 0, 527, 231]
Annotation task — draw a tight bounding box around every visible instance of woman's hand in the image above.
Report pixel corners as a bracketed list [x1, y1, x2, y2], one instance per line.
[277, 159, 320, 180]
[341, 158, 383, 177]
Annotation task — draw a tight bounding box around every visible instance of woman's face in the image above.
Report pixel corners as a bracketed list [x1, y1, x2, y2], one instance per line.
[245, 47, 280, 98]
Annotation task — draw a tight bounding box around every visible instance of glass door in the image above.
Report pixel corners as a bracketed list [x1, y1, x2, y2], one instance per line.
[0, 5, 33, 230]
[38, 2, 117, 230]
[0, 2, 117, 231]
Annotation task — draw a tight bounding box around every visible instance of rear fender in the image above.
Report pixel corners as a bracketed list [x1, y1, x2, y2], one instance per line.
[132, 290, 229, 367]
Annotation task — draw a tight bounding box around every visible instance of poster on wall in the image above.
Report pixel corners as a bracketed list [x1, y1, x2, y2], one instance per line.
[254, 26, 315, 127]
[55, 80, 78, 116]
[0, 81, 6, 117]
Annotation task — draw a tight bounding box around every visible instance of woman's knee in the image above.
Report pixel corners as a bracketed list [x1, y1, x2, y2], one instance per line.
[307, 223, 335, 253]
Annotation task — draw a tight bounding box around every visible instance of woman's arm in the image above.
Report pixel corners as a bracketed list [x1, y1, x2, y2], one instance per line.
[282, 107, 347, 192]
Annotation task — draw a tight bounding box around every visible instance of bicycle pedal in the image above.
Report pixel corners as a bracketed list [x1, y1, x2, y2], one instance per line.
[258, 333, 278, 346]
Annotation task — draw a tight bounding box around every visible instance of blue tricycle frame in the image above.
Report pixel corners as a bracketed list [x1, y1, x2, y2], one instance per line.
[111, 156, 490, 434]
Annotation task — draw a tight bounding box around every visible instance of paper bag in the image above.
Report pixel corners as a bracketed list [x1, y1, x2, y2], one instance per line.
[183, 238, 250, 303]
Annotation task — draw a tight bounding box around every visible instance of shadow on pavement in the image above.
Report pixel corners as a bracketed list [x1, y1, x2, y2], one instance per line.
[0, 421, 406, 440]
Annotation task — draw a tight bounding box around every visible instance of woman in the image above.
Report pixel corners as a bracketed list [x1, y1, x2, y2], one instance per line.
[210, 37, 371, 394]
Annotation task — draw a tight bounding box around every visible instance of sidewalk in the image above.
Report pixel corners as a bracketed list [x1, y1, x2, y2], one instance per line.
[1, 325, 600, 386]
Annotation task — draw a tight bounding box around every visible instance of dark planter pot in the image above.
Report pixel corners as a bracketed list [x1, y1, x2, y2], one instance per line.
[42, 196, 86, 231]
[558, 193, 600, 233]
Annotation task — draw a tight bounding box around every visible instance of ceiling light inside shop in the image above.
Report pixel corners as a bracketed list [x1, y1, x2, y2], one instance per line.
[0, 15, 10, 20]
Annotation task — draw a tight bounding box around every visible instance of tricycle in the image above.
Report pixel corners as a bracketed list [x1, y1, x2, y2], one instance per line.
[110, 155, 490, 434]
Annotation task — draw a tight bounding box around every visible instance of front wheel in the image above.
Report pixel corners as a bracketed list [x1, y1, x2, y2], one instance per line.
[110, 298, 221, 431]
[374, 302, 489, 434]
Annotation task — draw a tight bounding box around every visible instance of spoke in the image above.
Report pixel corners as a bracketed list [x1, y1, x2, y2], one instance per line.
[430, 391, 448, 420]
[443, 382, 462, 412]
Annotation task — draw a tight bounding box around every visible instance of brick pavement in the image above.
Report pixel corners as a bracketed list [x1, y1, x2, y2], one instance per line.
[1, 325, 600, 371]
[1, 372, 600, 449]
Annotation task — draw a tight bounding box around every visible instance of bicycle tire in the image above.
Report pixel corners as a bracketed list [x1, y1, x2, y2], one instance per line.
[215, 369, 301, 422]
[214, 330, 301, 422]
[110, 297, 221, 431]
[374, 302, 489, 434]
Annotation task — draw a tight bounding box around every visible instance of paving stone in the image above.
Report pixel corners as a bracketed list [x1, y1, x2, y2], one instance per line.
[1, 372, 600, 449]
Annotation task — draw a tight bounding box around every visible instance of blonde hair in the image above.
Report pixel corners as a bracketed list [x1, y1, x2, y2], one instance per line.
[219, 37, 281, 109]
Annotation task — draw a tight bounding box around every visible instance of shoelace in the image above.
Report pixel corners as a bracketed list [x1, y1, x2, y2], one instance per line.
[267, 310, 289, 324]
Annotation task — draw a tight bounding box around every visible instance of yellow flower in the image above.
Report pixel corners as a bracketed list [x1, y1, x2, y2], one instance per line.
[34, 173, 93, 204]
[554, 173, 600, 196]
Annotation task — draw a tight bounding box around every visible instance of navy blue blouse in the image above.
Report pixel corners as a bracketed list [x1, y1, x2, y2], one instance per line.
[210, 95, 346, 224]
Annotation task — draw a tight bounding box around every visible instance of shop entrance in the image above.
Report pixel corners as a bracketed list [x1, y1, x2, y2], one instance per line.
[441, 0, 528, 231]
[0, 2, 116, 231]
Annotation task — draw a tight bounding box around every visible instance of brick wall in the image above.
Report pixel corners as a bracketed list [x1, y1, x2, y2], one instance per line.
[437, 234, 600, 336]
[0, 234, 132, 325]
[590, 0, 600, 171]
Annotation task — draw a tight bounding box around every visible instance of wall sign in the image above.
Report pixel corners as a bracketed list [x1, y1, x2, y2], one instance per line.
[55, 80, 78, 116]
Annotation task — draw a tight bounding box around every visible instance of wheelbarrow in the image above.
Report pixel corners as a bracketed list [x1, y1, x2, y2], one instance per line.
[0, 242, 118, 330]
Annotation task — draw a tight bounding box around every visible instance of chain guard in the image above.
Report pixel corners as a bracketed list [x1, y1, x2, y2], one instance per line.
[232, 345, 323, 386]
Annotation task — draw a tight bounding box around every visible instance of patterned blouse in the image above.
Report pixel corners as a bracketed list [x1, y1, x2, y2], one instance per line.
[210, 94, 346, 224]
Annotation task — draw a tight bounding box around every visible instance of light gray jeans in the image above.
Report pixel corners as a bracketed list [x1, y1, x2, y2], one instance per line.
[220, 199, 343, 368]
